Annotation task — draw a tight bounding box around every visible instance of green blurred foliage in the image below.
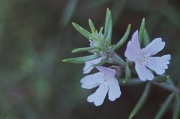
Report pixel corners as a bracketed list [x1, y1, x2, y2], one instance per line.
[0, 0, 179, 119]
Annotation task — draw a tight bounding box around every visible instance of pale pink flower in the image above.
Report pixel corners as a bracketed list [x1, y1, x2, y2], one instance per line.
[125, 30, 171, 81]
[83, 38, 105, 74]
[83, 57, 104, 74]
[81, 66, 121, 106]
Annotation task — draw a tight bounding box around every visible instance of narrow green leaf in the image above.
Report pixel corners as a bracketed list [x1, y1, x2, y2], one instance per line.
[154, 75, 168, 83]
[152, 81, 176, 93]
[129, 83, 151, 119]
[72, 47, 95, 53]
[72, 22, 92, 40]
[139, 18, 145, 44]
[111, 24, 131, 51]
[160, 4, 180, 29]
[111, 0, 126, 25]
[62, 54, 99, 64]
[154, 93, 175, 119]
[60, 0, 78, 28]
[123, 65, 131, 83]
[99, 27, 104, 37]
[112, 53, 126, 66]
[104, 8, 111, 39]
[119, 78, 144, 85]
[82, 0, 110, 11]
[104, 10, 112, 45]
[88, 19, 96, 33]
[173, 94, 180, 119]
[143, 29, 150, 46]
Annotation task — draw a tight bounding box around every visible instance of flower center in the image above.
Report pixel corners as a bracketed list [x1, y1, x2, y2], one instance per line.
[101, 74, 112, 86]
[137, 52, 152, 65]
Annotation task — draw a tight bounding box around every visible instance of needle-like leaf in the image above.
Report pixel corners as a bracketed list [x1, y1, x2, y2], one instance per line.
[139, 18, 145, 44]
[72, 22, 92, 40]
[72, 47, 95, 53]
[154, 93, 175, 119]
[111, 24, 131, 51]
[63, 54, 99, 64]
[173, 94, 180, 119]
[129, 83, 151, 119]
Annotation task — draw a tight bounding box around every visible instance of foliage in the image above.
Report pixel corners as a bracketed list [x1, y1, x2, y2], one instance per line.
[0, 0, 180, 119]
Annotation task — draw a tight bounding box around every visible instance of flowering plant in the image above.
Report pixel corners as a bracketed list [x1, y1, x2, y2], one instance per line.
[63, 8, 179, 119]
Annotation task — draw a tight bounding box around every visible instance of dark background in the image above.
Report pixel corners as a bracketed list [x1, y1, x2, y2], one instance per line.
[0, 0, 179, 119]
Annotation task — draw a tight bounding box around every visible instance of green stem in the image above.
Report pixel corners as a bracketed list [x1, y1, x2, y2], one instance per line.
[112, 52, 126, 66]
[151, 80, 180, 94]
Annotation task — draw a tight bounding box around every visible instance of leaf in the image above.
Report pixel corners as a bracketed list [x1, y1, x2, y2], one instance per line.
[123, 65, 131, 83]
[173, 94, 180, 119]
[111, 0, 126, 25]
[104, 8, 112, 44]
[160, 4, 180, 29]
[104, 8, 112, 38]
[146, 12, 162, 35]
[143, 28, 150, 46]
[139, 18, 145, 44]
[72, 47, 95, 53]
[60, 0, 78, 28]
[154, 75, 168, 83]
[62, 54, 99, 64]
[154, 93, 175, 119]
[112, 53, 126, 66]
[98, 27, 104, 37]
[129, 83, 151, 119]
[82, 0, 110, 11]
[72, 22, 92, 40]
[111, 24, 131, 51]
[88, 19, 96, 33]
[119, 78, 144, 85]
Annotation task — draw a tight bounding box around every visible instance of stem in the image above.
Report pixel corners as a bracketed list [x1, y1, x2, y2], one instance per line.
[112, 52, 126, 66]
[151, 80, 180, 94]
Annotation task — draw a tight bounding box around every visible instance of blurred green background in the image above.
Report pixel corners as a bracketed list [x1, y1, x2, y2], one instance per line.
[0, 0, 179, 119]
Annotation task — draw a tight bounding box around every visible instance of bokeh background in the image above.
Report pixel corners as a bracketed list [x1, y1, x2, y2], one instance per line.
[0, 0, 179, 119]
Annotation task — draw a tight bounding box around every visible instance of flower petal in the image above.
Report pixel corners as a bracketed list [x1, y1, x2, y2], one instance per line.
[83, 65, 94, 74]
[146, 55, 171, 75]
[125, 31, 141, 61]
[135, 62, 154, 81]
[142, 38, 165, 55]
[87, 84, 109, 106]
[83, 57, 102, 74]
[89, 40, 95, 47]
[81, 72, 104, 89]
[96, 66, 116, 77]
[108, 78, 121, 101]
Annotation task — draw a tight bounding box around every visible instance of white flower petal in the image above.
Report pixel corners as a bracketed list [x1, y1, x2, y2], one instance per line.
[146, 55, 171, 75]
[83, 57, 102, 74]
[83, 65, 94, 74]
[125, 31, 141, 61]
[143, 38, 165, 55]
[96, 66, 116, 77]
[81, 72, 104, 89]
[89, 40, 95, 47]
[87, 84, 109, 106]
[108, 78, 121, 101]
[135, 62, 154, 81]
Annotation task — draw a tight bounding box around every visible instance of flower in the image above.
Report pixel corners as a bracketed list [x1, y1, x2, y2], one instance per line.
[125, 30, 171, 81]
[83, 57, 104, 74]
[81, 66, 121, 106]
